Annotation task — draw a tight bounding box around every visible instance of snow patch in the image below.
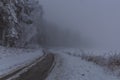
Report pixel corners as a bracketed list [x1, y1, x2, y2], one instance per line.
[46, 50, 119, 80]
[0, 46, 43, 76]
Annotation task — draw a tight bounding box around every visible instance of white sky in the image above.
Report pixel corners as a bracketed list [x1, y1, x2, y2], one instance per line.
[40, 0, 120, 48]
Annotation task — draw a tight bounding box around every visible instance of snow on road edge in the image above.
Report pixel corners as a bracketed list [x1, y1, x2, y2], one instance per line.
[0, 46, 43, 76]
[46, 52, 119, 80]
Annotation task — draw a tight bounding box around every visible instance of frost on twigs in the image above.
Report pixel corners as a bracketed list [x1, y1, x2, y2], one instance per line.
[0, 0, 43, 47]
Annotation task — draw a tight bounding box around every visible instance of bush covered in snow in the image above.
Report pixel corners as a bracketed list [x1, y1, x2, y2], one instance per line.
[80, 53, 107, 66]
[107, 53, 120, 71]
[80, 50, 120, 75]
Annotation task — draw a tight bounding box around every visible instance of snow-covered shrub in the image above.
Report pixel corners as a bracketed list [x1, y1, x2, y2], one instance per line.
[80, 53, 107, 66]
[107, 53, 120, 71]
[80, 51, 120, 72]
[0, 0, 43, 47]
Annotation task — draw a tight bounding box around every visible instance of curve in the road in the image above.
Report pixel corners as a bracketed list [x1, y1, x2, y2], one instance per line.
[13, 53, 55, 80]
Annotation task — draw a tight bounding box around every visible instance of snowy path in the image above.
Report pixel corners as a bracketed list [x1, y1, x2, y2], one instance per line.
[5, 53, 55, 80]
[46, 53, 119, 80]
[0, 46, 44, 77]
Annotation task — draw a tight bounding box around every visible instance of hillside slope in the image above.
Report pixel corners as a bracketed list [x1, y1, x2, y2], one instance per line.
[46, 52, 119, 80]
[0, 46, 43, 77]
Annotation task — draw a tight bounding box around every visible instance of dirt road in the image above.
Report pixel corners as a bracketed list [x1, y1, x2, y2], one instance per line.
[0, 53, 55, 80]
[15, 53, 55, 80]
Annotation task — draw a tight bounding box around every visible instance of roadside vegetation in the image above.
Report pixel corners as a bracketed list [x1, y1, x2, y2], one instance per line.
[80, 50, 120, 76]
[65, 49, 120, 76]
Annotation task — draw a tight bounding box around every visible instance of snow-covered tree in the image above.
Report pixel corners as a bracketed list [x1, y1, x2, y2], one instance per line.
[0, 0, 43, 47]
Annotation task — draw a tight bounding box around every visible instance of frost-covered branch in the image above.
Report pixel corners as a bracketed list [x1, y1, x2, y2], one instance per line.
[0, 0, 43, 47]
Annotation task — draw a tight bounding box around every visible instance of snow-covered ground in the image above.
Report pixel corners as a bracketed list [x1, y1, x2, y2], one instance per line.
[0, 46, 43, 77]
[46, 50, 119, 80]
[0, 45, 119, 80]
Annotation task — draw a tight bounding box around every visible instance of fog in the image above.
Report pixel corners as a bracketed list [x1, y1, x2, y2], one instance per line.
[39, 0, 120, 48]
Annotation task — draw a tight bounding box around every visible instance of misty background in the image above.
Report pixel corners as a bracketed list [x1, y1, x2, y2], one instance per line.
[39, 0, 120, 49]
